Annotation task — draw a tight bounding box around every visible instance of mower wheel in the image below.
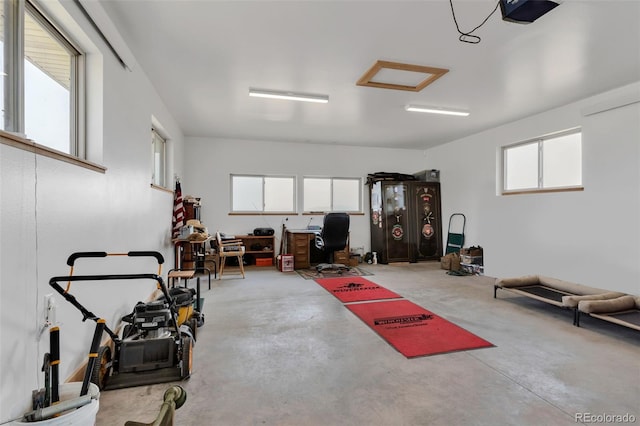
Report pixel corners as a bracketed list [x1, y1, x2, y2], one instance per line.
[180, 336, 193, 379]
[91, 345, 112, 390]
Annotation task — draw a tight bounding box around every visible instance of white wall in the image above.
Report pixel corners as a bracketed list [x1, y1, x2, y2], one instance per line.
[183, 138, 430, 255]
[425, 82, 640, 294]
[0, 2, 185, 421]
[183, 82, 640, 297]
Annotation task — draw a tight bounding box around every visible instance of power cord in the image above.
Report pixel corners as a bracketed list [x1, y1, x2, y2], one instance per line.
[449, 0, 501, 44]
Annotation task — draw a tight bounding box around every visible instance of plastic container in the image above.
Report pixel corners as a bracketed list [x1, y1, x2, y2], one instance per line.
[12, 382, 100, 425]
[255, 257, 273, 266]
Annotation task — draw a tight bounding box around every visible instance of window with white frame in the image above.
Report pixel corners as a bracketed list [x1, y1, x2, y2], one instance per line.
[151, 128, 167, 187]
[502, 129, 582, 193]
[2, 1, 84, 156]
[231, 175, 296, 213]
[303, 177, 362, 213]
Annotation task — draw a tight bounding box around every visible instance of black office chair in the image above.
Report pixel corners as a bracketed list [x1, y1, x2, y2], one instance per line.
[315, 212, 350, 273]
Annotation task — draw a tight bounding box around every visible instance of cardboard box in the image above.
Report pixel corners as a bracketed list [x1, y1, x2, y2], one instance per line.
[413, 169, 440, 182]
[277, 255, 294, 272]
[460, 246, 483, 256]
[460, 255, 483, 265]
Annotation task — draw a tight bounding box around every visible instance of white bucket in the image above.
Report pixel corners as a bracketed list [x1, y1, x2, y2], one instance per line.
[12, 382, 100, 425]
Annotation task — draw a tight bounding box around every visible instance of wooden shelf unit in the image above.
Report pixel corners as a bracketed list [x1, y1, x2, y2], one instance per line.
[235, 234, 275, 266]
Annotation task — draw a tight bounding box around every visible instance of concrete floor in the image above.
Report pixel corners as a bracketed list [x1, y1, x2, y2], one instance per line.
[96, 262, 639, 425]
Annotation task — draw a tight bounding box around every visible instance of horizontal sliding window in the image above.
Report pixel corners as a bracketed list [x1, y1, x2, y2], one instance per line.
[2, 0, 85, 156]
[231, 174, 296, 213]
[303, 177, 362, 213]
[503, 129, 583, 194]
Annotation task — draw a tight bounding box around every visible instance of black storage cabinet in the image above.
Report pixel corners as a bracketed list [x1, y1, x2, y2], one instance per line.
[368, 178, 442, 264]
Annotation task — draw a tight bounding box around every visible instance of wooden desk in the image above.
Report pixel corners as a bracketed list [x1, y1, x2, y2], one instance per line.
[286, 230, 316, 269]
[286, 229, 349, 269]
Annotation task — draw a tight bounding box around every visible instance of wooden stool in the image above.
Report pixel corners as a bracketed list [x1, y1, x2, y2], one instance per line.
[168, 269, 196, 287]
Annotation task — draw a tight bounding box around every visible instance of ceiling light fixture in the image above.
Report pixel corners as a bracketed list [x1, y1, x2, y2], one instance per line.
[249, 88, 329, 103]
[405, 105, 470, 117]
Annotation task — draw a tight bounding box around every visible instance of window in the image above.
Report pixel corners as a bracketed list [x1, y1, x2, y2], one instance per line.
[151, 128, 166, 187]
[231, 175, 296, 213]
[1, 0, 84, 155]
[502, 129, 582, 194]
[303, 177, 362, 213]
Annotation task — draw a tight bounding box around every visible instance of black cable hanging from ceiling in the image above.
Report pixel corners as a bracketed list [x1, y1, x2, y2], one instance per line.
[449, 0, 501, 44]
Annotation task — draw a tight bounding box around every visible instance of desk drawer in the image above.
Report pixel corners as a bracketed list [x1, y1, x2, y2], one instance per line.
[294, 242, 309, 253]
[292, 236, 309, 255]
[293, 235, 310, 246]
[294, 239, 309, 248]
[286, 232, 313, 269]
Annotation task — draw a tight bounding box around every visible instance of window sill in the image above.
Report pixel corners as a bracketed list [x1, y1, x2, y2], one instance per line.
[229, 212, 298, 216]
[302, 212, 364, 215]
[151, 184, 173, 194]
[502, 186, 584, 196]
[0, 130, 106, 173]
[228, 211, 365, 216]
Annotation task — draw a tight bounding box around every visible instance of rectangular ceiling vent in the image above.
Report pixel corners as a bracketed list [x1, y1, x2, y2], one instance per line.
[357, 60, 449, 92]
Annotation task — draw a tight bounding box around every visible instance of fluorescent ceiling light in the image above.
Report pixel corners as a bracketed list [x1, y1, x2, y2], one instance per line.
[405, 105, 469, 117]
[249, 88, 329, 103]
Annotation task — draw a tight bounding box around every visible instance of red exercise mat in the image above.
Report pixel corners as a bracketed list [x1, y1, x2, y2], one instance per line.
[346, 299, 494, 358]
[314, 276, 403, 303]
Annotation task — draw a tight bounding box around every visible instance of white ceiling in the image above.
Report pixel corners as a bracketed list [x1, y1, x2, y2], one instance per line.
[100, 0, 640, 150]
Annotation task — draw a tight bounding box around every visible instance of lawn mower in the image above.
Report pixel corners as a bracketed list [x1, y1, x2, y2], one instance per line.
[49, 251, 197, 391]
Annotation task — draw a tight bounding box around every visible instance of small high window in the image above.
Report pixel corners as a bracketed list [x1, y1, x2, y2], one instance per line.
[502, 129, 583, 194]
[151, 128, 167, 187]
